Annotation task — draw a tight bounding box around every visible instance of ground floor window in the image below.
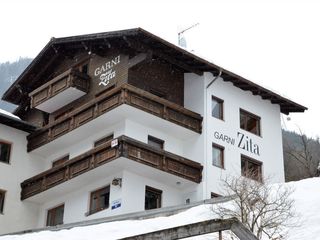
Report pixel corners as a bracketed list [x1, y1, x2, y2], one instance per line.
[0, 190, 6, 214]
[46, 204, 64, 226]
[89, 185, 110, 215]
[145, 186, 162, 210]
[241, 155, 262, 182]
[211, 192, 221, 198]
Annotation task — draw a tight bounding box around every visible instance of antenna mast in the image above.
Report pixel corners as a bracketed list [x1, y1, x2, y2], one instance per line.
[178, 23, 199, 48]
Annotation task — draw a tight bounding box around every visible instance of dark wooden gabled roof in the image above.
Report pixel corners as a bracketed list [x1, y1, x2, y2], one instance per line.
[2, 28, 307, 114]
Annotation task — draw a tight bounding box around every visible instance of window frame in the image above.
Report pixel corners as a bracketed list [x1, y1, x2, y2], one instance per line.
[147, 135, 164, 150]
[0, 140, 12, 165]
[0, 189, 6, 214]
[211, 95, 224, 120]
[241, 155, 263, 182]
[46, 204, 64, 227]
[88, 185, 110, 215]
[239, 109, 261, 136]
[145, 186, 162, 210]
[212, 143, 224, 169]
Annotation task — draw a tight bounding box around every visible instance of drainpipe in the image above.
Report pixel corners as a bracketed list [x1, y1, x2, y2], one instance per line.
[206, 69, 222, 89]
[204, 69, 222, 199]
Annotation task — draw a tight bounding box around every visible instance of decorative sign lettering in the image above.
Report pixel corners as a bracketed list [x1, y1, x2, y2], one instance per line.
[94, 55, 121, 87]
[213, 131, 260, 156]
[111, 199, 122, 210]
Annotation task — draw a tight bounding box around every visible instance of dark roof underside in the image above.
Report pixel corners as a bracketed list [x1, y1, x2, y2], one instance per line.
[2, 28, 307, 115]
[0, 112, 36, 133]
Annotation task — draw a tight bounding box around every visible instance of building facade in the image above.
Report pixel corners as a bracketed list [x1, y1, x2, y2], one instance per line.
[0, 28, 306, 234]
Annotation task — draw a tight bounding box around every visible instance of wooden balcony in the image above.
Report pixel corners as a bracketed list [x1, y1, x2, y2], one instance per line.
[29, 68, 90, 113]
[27, 84, 202, 151]
[21, 135, 203, 200]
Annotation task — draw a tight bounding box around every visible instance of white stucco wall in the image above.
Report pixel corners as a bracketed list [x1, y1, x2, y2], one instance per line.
[204, 72, 284, 196]
[184, 71, 285, 198]
[0, 124, 45, 234]
[36, 169, 185, 228]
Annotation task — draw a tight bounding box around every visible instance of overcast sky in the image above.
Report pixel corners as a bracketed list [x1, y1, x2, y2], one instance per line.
[1, 0, 319, 137]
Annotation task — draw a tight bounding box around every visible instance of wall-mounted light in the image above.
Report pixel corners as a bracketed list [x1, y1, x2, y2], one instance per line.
[112, 178, 122, 187]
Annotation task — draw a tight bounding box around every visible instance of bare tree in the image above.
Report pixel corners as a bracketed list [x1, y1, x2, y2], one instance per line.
[284, 129, 320, 180]
[212, 174, 298, 240]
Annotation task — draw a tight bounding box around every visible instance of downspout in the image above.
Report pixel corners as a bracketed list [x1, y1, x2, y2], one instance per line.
[207, 69, 222, 89]
[204, 69, 222, 199]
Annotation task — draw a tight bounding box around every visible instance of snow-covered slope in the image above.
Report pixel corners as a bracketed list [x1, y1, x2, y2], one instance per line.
[1, 178, 320, 240]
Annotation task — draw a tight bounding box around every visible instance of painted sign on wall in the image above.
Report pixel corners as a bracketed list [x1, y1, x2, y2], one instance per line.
[214, 131, 260, 156]
[94, 55, 121, 87]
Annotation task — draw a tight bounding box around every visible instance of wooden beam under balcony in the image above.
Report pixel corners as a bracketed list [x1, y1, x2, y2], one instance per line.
[21, 135, 203, 200]
[29, 68, 90, 113]
[27, 84, 203, 151]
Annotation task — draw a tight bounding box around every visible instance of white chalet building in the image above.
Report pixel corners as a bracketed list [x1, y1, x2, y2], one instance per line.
[0, 28, 306, 234]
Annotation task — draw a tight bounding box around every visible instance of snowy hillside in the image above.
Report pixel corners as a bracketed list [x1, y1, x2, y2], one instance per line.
[1, 178, 320, 240]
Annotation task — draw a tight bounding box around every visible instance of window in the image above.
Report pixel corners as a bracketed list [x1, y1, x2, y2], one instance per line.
[240, 109, 261, 136]
[145, 186, 162, 210]
[46, 204, 64, 226]
[148, 135, 164, 150]
[89, 185, 110, 215]
[211, 192, 222, 198]
[212, 143, 224, 168]
[52, 155, 69, 168]
[241, 155, 262, 182]
[94, 134, 114, 148]
[0, 190, 6, 214]
[0, 141, 11, 164]
[211, 96, 223, 120]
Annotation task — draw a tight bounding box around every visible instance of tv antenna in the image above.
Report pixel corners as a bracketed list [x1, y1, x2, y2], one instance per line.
[178, 23, 199, 48]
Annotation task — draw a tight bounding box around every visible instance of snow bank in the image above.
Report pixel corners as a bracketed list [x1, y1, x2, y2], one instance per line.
[1, 178, 320, 240]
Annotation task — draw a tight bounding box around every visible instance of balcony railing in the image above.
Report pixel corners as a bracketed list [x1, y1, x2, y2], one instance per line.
[21, 135, 203, 200]
[29, 68, 90, 113]
[27, 84, 203, 151]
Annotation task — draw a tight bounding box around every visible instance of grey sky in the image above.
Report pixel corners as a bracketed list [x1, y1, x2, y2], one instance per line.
[1, 0, 319, 136]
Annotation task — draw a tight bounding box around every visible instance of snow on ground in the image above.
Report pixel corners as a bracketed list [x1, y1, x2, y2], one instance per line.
[0, 109, 19, 119]
[1, 178, 320, 240]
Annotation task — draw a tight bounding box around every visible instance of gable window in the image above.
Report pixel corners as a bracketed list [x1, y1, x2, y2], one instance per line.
[46, 204, 64, 226]
[211, 96, 224, 120]
[0, 141, 11, 164]
[0, 190, 6, 214]
[89, 185, 110, 215]
[148, 135, 164, 150]
[52, 155, 69, 168]
[212, 143, 224, 169]
[241, 155, 262, 182]
[94, 134, 114, 148]
[145, 186, 162, 210]
[240, 109, 261, 136]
